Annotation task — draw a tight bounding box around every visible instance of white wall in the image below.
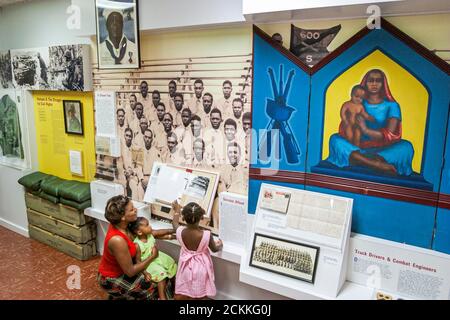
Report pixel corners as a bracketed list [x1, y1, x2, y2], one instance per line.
[0, 91, 37, 237]
[0, 0, 90, 50]
[0, 0, 91, 235]
[71, 0, 246, 36]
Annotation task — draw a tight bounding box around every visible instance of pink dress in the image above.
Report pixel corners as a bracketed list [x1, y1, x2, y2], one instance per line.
[175, 226, 216, 298]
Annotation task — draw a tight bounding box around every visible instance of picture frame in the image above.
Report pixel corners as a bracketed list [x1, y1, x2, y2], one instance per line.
[95, 0, 141, 69]
[250, 233, 319, 284]
[63, 100, 83, 135]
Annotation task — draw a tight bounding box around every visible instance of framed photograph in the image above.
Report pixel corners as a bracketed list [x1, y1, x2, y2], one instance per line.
[250, 233, 319, 284]
[95, 0, 141, 69]
[63, 100, 83, 135]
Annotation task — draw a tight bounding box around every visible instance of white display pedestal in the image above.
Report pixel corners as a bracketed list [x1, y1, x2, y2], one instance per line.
[240, 183, 354, 299]
[84, 204, 276, 300]
[84, 197, 375, 300]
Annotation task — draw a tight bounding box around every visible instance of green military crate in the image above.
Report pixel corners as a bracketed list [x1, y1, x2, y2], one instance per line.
[25, 192, 93, 226]
[28, 224, 97, 261]
[27, 209, 96, 244]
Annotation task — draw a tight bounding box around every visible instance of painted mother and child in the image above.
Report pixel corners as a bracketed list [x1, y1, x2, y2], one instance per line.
[327, 68, 414, 176]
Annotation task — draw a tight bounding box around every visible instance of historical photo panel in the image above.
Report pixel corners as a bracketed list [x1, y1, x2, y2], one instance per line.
[63, 100, 83, 135]
[49, 45, 85, 91]
[10, 48, 50, 90]
[95, 0, 140, 69]
[250, 233, 319, 283]
[0, 50, 13, 89]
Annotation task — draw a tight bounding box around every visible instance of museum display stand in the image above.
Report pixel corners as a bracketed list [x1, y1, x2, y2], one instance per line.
[240, 183, 354, 299]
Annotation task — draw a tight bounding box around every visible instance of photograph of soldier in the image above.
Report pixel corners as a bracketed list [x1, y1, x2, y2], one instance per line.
[216, 80, 233, 119]
[182, 115, 203, 161]
[164, 80, 177, 113]
[140, 128, 161, 192]
[174, 108, 192, 146]
[63, 100, 83, 135]
[125, 94, 137, 127]
[172, 92, 184, 128]
[105, 73, 252, 233]
[198, 92, 213, 129]
[150, 103, 167, 152]
[242, 112, 252, 162]
[161, 132, 186, 165]
[219, 142, 248, 194]
[49, 45, 84, 91]
[138, 81, 152, 114]
[132, 116, 149, 149]
[96, 2, 140, 68]
[186, 79, 204, 114]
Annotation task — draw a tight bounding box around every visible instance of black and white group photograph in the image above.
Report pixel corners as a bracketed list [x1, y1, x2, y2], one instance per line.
[250, 233, 319, 283]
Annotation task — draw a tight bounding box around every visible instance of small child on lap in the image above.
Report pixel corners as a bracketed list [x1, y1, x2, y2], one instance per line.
[128, 217, 177, 300]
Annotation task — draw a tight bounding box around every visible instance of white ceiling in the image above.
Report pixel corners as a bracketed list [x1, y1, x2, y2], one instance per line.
[0, 0, 40, 8]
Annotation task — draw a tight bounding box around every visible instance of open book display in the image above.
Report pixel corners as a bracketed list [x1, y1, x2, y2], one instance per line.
[143, 162, 219, 221]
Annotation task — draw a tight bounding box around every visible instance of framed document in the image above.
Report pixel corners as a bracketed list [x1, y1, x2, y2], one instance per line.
[260, 187, 291, 214]
[144, 162, 219, 219]
[63, 100, 83, 135]
[95, 0, 141, 69]
[250, 233, 319, 284]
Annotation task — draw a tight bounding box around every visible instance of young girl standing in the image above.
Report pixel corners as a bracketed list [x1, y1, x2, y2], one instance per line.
[171, 201, 223, 300]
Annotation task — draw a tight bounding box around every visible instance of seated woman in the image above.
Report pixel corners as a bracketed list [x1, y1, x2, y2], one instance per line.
[97, 195, 171, 300]
[327, 68, 414, 176]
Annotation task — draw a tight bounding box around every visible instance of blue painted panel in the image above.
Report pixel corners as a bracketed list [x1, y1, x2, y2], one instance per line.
[433, 108, 450, 254]
[305, 185, 435, 249]
[251, 33, 310, 172]
[433, 208, 450, 254]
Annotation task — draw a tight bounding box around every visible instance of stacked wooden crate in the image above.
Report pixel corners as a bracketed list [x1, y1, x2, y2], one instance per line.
[25, 192, 97, 260]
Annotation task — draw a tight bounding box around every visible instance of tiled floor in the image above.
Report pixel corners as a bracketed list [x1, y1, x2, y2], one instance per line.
[0, 225, 107, 300]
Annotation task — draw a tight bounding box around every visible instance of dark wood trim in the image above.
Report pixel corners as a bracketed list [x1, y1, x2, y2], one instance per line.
[438, 194, 450, 210]
[253, 25, 311, 74]
[249, 167, 306, 185]
[249, 168, 439, 207]
[310, 18, 450, 75]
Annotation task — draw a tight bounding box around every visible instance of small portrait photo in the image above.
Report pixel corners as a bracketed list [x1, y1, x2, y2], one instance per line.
[95, 0, 140, 69]
[63, 100, 83, 135]
[250, 233, 319, 284]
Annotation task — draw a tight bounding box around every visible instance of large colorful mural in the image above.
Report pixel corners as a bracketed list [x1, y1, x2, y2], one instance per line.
[249, 26, 310, 214]
[249, 19, 450, 252]
[314, 50, 431, 190]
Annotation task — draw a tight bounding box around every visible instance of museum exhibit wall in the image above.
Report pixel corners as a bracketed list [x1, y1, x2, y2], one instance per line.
[0, 0, 90, 235]
[0, 0, 449, 251]
[91, 25, 253, 233]
[249, 19, 450, 254]
[33, 91, 96, 182]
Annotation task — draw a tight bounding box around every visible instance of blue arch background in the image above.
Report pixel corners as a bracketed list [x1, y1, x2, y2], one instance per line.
[248, 26, 450, 252]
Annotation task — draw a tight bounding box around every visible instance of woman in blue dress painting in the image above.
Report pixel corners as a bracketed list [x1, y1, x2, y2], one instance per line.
[327, 69, 414, 176]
